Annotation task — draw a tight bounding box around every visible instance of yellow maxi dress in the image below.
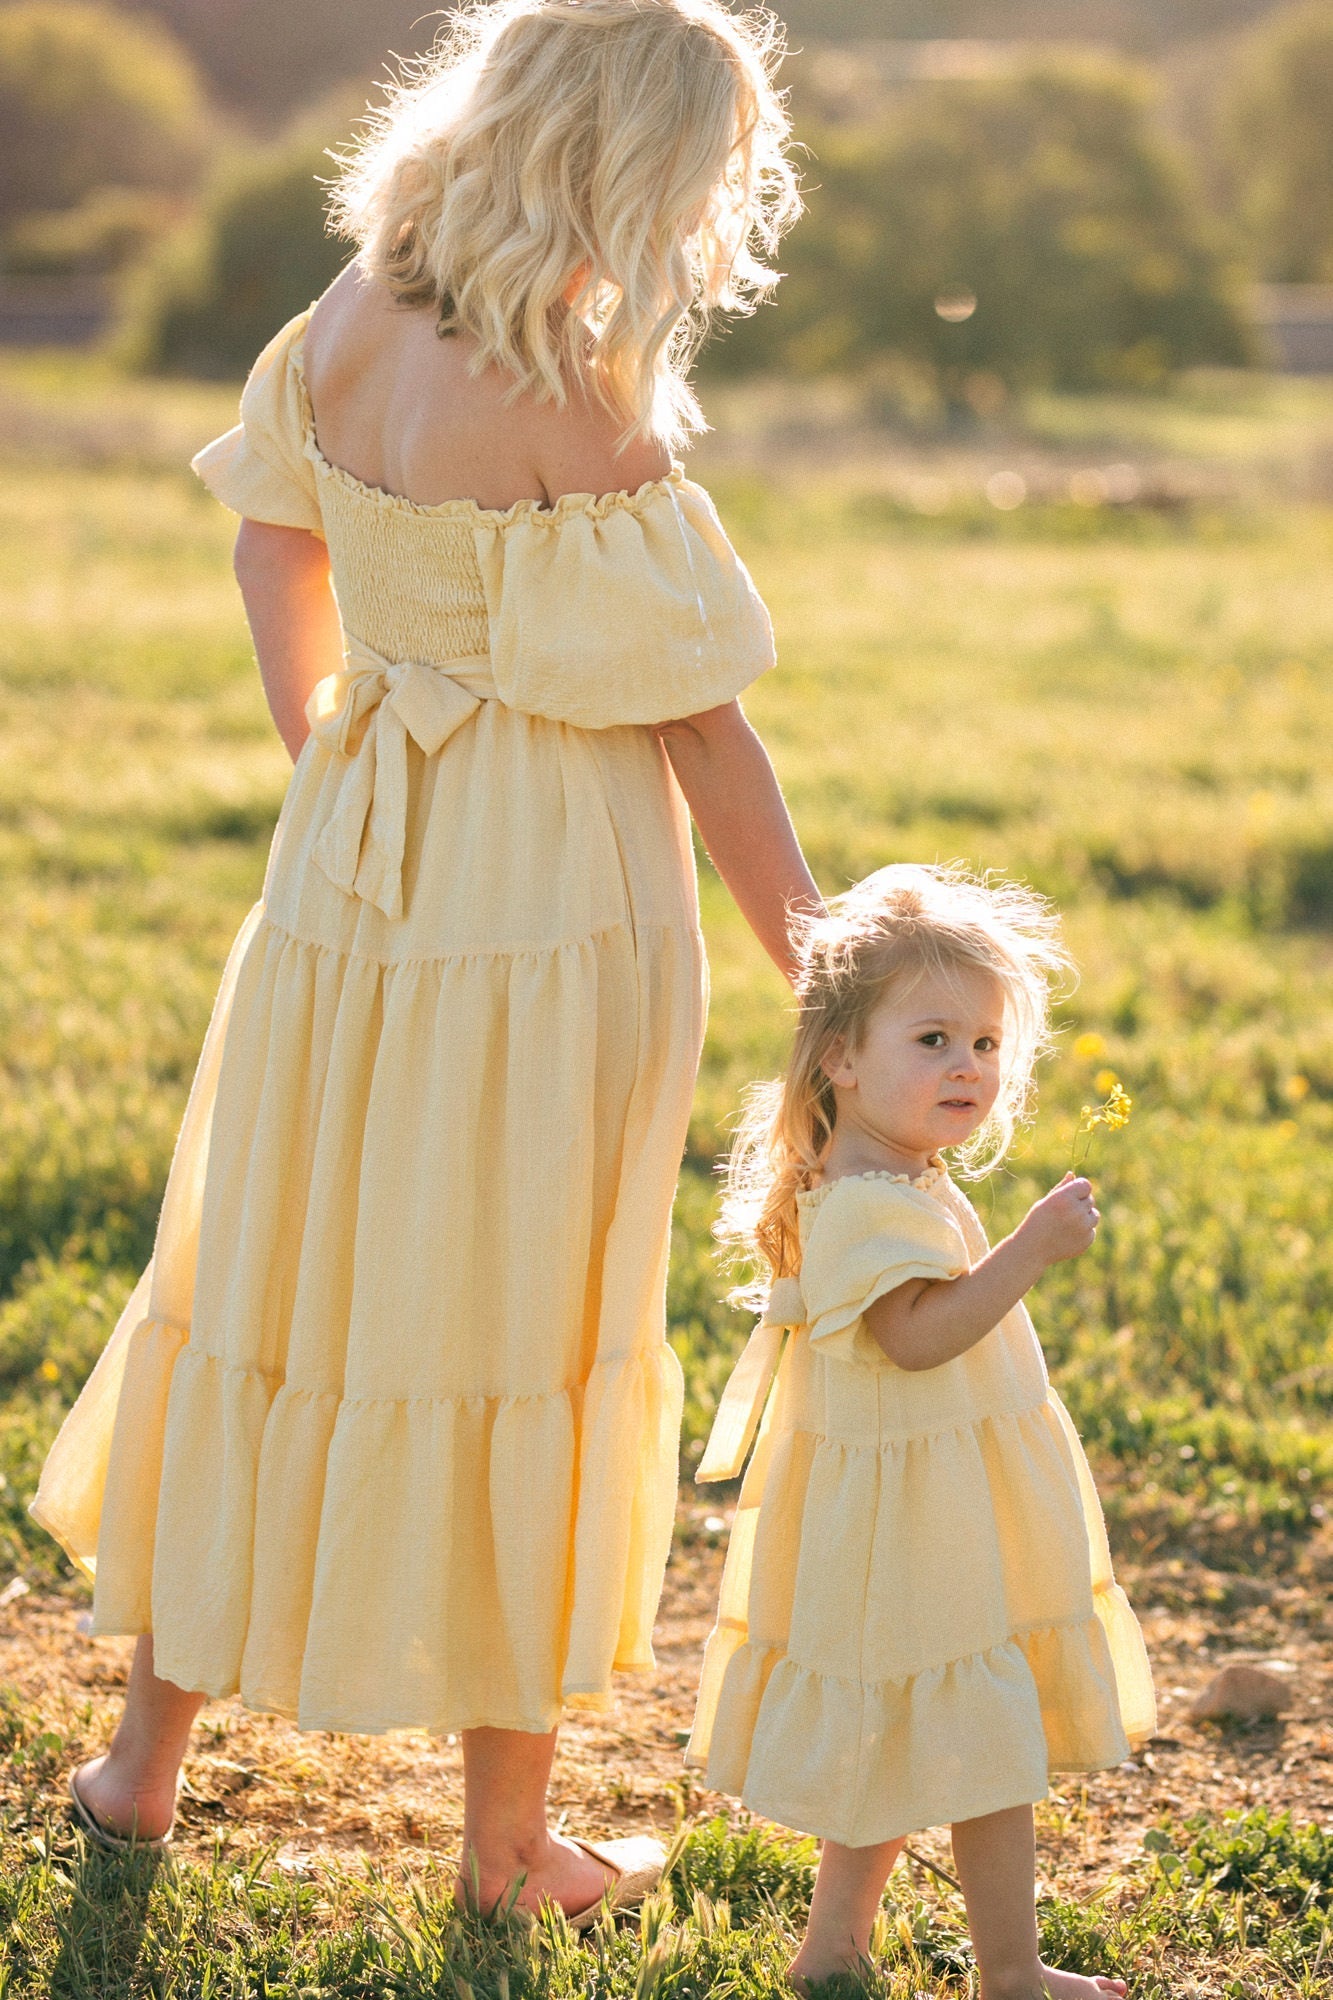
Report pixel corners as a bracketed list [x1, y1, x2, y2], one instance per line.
[686, 1166, 1157, 1847]
[30, 305, 775, 1736]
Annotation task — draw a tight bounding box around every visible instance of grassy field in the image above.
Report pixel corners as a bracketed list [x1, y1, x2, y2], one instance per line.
[0, 354, 1331, 1995]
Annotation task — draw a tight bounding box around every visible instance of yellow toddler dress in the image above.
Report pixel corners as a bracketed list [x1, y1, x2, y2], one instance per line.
[29, 304, 775, 1735]
[686, 1164, 1157, 1847]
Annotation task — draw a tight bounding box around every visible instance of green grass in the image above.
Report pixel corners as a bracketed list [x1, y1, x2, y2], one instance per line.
[1, 357, 1332, 1990]
[0, 1806, 1328, 1997]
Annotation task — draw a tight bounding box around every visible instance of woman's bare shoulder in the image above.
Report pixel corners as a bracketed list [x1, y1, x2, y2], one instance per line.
[530, 378, 673, 504]
[302, 263, 672, 509]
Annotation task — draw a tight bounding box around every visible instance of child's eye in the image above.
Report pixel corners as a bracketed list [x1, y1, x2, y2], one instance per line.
[976, 1036, 999, 1053]
[919, 1032, 946, 1048]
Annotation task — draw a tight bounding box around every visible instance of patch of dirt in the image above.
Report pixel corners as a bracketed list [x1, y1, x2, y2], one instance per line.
[2, 1505, 1331, 1896]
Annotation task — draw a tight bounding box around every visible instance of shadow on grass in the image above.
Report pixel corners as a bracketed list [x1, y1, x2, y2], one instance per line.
[45, 1837, 164, 2000]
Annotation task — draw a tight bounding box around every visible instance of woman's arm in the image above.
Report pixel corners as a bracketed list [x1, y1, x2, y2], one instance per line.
[232, 519, 344, 761]
[657, 700, 822, 983]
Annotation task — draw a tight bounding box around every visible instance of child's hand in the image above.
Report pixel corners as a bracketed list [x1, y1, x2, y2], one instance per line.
[1019, 1173, 1099, 1268]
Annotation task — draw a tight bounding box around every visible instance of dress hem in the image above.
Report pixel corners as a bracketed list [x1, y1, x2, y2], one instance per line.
[91, 1635, 656, 1738]
[737, 1776, 1054, 1852]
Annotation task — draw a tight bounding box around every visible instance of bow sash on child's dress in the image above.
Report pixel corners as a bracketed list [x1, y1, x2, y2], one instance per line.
[697, 1275, 806, 1483]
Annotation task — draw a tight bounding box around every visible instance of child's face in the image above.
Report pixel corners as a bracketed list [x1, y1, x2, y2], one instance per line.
[822, 964, 1006, 1167]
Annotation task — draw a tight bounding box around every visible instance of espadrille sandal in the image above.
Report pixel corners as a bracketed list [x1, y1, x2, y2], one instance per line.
[566, 1834, 666, 1931]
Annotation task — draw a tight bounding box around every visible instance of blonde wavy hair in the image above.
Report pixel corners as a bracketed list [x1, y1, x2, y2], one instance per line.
[325, 0, 801, 450]
[720, 863, 1074, 1295]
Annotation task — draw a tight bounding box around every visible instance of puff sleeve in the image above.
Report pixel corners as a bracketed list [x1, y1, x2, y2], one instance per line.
[471, 473, 775, 728]
[800, 1179, 972, 1367]
[190, 308, 325, 537]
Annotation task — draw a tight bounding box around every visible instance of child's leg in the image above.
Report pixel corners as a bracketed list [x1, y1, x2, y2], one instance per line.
[788, 1834, 906, 1993]
[951, 1804, 1127, 2000]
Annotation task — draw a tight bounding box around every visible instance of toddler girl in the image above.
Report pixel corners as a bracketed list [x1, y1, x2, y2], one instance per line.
[687, 863, 1156, 1998]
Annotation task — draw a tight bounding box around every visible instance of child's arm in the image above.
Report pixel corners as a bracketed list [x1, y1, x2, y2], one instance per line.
[864, 1175, 1098, 1371]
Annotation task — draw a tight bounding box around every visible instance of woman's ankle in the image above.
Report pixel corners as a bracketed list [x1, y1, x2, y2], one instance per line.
[455, 1827, 554, 1908]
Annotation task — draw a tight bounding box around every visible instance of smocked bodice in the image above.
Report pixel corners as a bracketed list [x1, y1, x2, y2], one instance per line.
[189, 304, 777, 723]
[314, 484, 492, 666]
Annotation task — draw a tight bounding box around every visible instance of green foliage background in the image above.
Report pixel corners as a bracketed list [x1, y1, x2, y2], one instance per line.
[2, 0, 1329, 399]
[707, 62, 1250, 395]
[117, 98, 358, 377]
[0, 1, 210, 228]
[1224, 0, 1333, 282]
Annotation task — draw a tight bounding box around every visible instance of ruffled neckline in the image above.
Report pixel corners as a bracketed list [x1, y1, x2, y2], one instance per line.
[797, 1158, 949, 1207]
[287, 303, 689, 528]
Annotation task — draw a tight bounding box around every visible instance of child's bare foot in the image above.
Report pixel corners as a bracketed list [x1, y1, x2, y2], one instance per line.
[984, 1966, 1127, 2000]
[1037, 1969, 1127, 2000]
[787, 1944, 867, 1994]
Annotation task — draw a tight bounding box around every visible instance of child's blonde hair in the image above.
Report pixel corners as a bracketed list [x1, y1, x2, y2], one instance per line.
[721, 863, 1073, 1291]
[326, 0, 800, 450]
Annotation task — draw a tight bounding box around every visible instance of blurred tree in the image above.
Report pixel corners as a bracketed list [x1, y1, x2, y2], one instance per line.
[117, 93, 357, 375]
[0, 1, 210, 229]
[1224, 0, 1333, 282]
[3, 187, 180, 276]
[777, 1, 1281, 42]
[705, 58, 1251, 400]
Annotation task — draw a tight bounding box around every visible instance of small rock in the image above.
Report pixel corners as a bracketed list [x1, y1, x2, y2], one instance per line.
[0, 1575, 30, 1608]
[271, 1847, 315, 1879]
[1189, 1663, 1295, 1722]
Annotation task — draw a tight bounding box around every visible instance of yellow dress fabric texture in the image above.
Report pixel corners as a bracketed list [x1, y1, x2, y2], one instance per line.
[30, 305, 776, 1735]
[686, 1168, 1157, 1848]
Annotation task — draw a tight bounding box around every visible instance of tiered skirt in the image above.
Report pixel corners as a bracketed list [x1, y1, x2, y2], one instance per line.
[33, 698, 705, 1733]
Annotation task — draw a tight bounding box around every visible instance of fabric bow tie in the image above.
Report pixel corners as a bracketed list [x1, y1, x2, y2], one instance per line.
[695, 1274, 807, 1485]
[305, 636, 488, 921]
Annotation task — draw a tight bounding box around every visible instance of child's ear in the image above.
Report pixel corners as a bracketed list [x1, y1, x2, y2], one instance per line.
[820, 1033, 856, 1089]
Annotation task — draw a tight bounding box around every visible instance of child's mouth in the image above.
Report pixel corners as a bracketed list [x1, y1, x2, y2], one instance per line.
[940, 1098, 976, 1111]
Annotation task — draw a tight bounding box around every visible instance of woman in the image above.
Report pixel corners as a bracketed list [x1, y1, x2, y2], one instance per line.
[32, 0, 818, 1923]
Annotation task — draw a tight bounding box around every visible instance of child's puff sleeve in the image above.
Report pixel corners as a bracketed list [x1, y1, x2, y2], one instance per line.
[190, 309, 325, 537]
[800, 1178, 971, 1368]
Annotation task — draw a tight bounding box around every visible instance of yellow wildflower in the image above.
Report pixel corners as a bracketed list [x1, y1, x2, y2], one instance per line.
[1094, 1067, 1120, 1096]
[1073, 1081, 1133, 1169]
[1283, 1074, 1310, 1103]
[1073, 1032, 1106, 1061]
[39, 1358, 59, 1383]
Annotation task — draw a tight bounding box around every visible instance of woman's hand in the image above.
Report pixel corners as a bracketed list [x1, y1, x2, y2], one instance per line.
[657, 699, 822, 983]
[232, 519, 344, 761]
